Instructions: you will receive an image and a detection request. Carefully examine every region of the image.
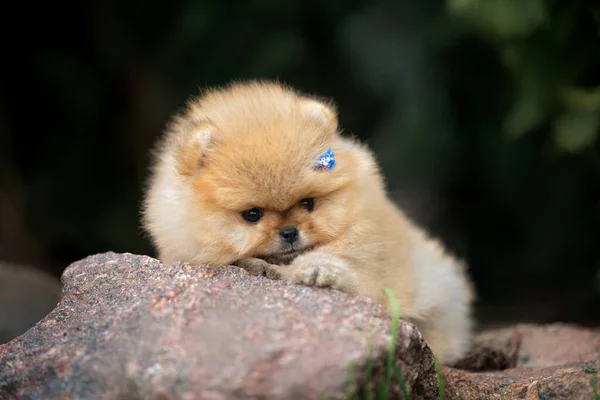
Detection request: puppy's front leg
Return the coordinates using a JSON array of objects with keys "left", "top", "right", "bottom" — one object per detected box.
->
[
  {"left": 234, "top": 257, "right": 282, "bottom": 280},
  {"left": 279, "top": 251, "right": 358, "bottom": 293}
]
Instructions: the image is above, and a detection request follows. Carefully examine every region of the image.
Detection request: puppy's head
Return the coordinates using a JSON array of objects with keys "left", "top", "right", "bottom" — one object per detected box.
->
[{"left": 171, "top": 81, "right": 359, "bottom": 265}]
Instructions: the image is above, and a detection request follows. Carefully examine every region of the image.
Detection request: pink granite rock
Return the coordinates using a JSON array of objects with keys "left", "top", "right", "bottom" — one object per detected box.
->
[
  {"left": 3, "top": 252, "right": 596, "bottom": 400},
  {"left": 442, "top": 324, "right": 600, "bottom": 399},
  {"left": 0, "top": 252, "right": 437, "bottom": 399}
]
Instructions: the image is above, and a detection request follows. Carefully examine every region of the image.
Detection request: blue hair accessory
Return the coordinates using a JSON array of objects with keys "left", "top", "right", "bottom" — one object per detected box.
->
[{"left": 313, "top": 147, "right": 336, "bottom": 171}]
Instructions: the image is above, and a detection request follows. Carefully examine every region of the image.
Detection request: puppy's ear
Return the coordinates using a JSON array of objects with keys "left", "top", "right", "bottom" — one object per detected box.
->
[
  {"left": 169, "top": 117, "right": 214, "bottom": 176},
  {"left": 299, "top": 97, "right": 338, "bottom": 132}
]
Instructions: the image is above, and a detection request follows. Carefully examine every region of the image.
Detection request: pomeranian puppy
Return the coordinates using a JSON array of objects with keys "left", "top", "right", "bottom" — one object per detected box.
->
[{"left": 142, "top": 80, "right": 474, "bottom": 364}]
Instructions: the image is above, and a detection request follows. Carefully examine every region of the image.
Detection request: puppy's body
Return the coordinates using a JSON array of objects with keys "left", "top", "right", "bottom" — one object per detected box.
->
[{"left": 142, "top": 81, "right": 474, "bottom": 364}]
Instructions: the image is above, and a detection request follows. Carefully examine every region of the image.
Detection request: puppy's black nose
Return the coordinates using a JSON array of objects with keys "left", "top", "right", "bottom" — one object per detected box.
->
[{"left": 279, "top": 226, "right": 299, "bottom": 244}]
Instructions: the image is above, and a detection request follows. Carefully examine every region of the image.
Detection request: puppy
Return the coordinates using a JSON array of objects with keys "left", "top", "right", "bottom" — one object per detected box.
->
[{"left": 142, "top": 80, "right": 474, "bottom": 364}]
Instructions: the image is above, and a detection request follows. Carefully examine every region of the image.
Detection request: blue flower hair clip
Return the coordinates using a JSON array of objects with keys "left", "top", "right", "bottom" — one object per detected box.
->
[{"left": 313, "top": 147, "right": 336, "bottom": 171}]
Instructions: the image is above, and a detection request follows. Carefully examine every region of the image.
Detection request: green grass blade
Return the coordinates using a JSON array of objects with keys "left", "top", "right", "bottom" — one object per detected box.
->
[
  {"left": 434, "top": 356, "right": 445, "bottom": 400},
  {"left": 344, "top": 360, "right": 360, "bottom": 400},
  {"left": 590, "top": 375, "right": 600, "bottom": 400},
  {"left": 384, "top": 288, "right": 410, "bottom": 399},
  {"left": 393, "top": 363, "right": 411, "bottom": 399}
]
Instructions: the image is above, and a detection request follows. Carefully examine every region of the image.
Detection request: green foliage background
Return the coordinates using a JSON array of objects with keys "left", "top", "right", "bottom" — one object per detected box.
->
[{"left": 1, "top": 0, "right": 599, "bottom": 325}]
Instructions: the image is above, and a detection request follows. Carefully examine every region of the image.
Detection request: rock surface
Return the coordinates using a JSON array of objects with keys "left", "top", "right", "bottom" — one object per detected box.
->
[
  {"left": 443, "top": 324, "right": 600, "bottom": 399},
  {"left": 0, "top": 252, "right": 437, "bottom": 400},
  {"left": 1, "top": 252, "right": 598, "bottom": 400},
  {"left": 0, "top": 262, "right": 62, "bottom": 344}
]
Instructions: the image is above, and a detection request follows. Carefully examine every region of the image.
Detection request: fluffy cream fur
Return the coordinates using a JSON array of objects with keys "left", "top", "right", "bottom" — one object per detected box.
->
[{"left": 142, "top": 80, "right": 475, "bottom": 364}]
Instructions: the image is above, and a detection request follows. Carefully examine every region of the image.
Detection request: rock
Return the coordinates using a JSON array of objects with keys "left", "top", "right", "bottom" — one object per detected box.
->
[
  {"left": 3, "top": 252, "right": 597, "bottom": 400},
  {"left": 441, "top": 324, "right": 600, "bottom": 399},
  {"left": 0, "top": 262, "right": 62, "bottom": 344},
  {"left": 0, "top": 252, "right": 437, "bottom": 400}
]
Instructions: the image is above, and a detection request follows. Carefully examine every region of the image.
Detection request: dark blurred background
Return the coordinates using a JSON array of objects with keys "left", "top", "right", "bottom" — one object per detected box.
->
[{"left": 1, "top": 0, "right": 599, "bottom": 329}]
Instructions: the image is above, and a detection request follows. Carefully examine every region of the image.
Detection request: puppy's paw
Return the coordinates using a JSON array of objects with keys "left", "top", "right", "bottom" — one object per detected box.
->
[
  {"left": 281, "top": 253, "right": 351, "bottom": 290},
  {"left": 234, "top": 258, "right": 281, "bottom": 280}
]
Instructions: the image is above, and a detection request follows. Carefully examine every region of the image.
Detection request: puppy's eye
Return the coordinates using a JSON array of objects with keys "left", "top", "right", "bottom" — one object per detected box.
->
[
  {"left": 241, "top": 207, "right": 263, "bottom": 223},
  {"left": 299, "top": 198, "right": 314, "bottom": 212}
]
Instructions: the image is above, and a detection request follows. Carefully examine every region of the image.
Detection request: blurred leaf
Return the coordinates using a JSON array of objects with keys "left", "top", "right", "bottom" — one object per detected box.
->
[
  {"left": 504, "top": 80, "right": 547, "bottom": 138},
  {"left": 503, "top": 54, "right": 557, "bottom": 138},
  {"left": 553, "top": 109, "right": 600, "bottom": 153},
  {"left": 561, "top": 86, "right": 600, "bottom": 111},
  {"left": 448, "top": 0, "right": 549, "bottom": 38},
  {"left": 501, "top": 34, "right": 572, "bottom": 138},
  {"left": 500, "top": 45, "right": 522, "bottom": 71}
]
